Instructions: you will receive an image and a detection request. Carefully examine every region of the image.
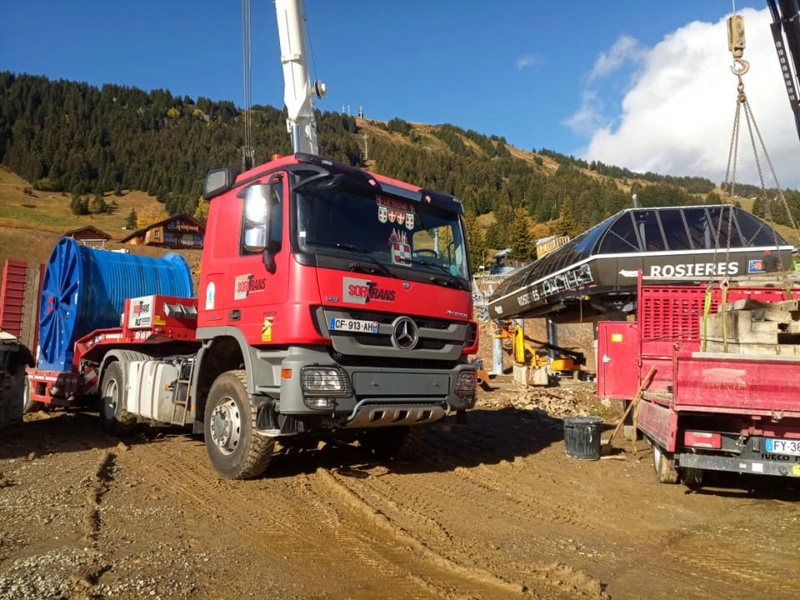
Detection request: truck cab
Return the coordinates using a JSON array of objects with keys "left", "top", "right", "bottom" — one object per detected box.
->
[{"left": 193, "top": 153, "right": 477, "bottom": 476}]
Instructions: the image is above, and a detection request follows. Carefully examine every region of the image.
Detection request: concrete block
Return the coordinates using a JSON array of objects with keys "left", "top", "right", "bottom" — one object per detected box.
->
[
  {"left": 753, "top": 308, "right": 793, "bottom": 324},
  {"left": 703, "top": 311, "right": 779, "bottom": 344},
  {"left": 530, "top": 367, "right": 550, "bottom": 387},
  {"left": 752, "top": 320, "right": 779, "bottom": 333},
  {"left": 512, "top": 364, "right": 528, "bottom": 386}
]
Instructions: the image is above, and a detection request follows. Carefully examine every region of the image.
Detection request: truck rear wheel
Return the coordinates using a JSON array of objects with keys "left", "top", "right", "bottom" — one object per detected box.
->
[
  {"left": 99, "top": 362, "right": 136, "bottom": 435},
  {"left": 652, "top": 444, "right": 679, "bottom": 484},
  {"left": 22, "top": 377, "right": 43, "bottom": 413},
  {"left": 204, "top": 370, "right": 275, "bottom": 480},
  {"left": 680, "top": 467, "right": 704, "bottom": 489},
  {"left": 358, "top": 426, "right": 426, "bottom": 461}
]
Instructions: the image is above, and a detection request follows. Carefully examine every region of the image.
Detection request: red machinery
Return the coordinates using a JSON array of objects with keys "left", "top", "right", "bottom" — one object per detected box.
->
[{"left": 598, "top": 275, "right": 800, "bottom": 486}]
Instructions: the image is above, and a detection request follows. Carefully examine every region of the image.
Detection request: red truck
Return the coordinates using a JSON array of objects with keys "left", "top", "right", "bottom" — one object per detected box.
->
[
  {"left": 19, "top": 152, "right": 477, "bottom": 480},
  {"left": 597, "top": 275, "right": 800, "bottom": 486},
  {"left": 14, "top": 0, "right": 478, "bottom": 479}
]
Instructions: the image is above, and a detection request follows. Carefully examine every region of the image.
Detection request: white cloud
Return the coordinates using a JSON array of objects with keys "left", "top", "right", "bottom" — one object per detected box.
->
[
  {"left": 516, "top": 54, "right": 541, "bottom": 70},
  {"left": 563, "top": 89, "right": 607, "bottom": 135},
  {"left": 587, "top": 34, "right": 644, "bottom": 83},
  {"left": 575, "top": 8, "right": 800, "bottom": 190}
]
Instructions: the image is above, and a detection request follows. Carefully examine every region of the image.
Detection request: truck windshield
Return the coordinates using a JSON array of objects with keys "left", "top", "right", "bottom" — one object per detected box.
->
[{"left": 296, "top": 182, "right": 470, "bottom": 288}]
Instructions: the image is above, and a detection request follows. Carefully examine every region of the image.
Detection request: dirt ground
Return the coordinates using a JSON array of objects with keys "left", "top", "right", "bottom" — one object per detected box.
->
[{"left": 1, "top": 324, "right": 800, "bottom": 600}]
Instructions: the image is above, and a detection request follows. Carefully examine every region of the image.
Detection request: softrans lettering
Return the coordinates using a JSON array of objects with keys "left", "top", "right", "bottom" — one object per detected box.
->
[
  {"left": 649, "top": 262, "right": 738, "bottom": 278},
  {"left": 343, "top": 276, "right": 396, "bottom": 304}
]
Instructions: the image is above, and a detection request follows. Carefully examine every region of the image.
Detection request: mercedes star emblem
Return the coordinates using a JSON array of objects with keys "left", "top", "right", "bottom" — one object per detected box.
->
[{"left": 391, "top": 316, "right": 419, "bottom": 350}]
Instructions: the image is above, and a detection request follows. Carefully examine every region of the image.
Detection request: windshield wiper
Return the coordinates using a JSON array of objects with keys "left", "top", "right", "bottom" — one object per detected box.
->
[
  {"left": 414, "top": 259, "right": 467, "bottom": 290},
  {"left": 313, "top": 242, "right": 394, "bottom": 277}
]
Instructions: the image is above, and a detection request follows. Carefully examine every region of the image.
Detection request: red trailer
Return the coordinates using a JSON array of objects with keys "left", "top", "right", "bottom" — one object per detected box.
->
[{"left": 597, "top": 275, "right": 800, "bottom": 486}]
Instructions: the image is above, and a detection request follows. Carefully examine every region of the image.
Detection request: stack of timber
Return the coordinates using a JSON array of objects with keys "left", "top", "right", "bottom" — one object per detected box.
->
[{"left": 702, "top": 298, "right": 800, "bottom": 355}]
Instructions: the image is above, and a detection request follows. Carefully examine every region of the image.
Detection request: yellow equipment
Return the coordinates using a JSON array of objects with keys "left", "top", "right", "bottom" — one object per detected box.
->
[{"left": 501, "top": 321, "right": 585, "bottom": 376}]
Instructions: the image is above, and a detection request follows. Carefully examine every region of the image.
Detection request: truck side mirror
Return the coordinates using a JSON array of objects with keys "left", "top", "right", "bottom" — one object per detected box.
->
[
  {"left": 243, "top": 182, "right": 281, "bottom": 274},
  {"left": 243, "top": 184, "right": 270, "bottom": 253}
]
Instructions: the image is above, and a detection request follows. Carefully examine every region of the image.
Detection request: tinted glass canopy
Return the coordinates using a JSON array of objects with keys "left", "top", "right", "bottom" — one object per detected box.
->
[{"left": 488, "top": 205, "right": 791, "bottom": 321}]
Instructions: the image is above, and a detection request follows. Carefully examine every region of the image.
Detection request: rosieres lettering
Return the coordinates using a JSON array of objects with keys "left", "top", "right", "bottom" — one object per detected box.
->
[
  {"left": 516, "top": 264, "right": 593, "bottom": 308},
  {"left": 649, "top": 262, "right": 738, "bottom": 278},
  {"left": 343, "top": 276, "right": 396, "bottom": 304}
]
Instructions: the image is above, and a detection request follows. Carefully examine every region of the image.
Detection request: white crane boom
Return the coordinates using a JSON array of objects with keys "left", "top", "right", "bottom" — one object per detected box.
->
[{"left": 275, "top": 0, "right": 326, "bottom": 155}]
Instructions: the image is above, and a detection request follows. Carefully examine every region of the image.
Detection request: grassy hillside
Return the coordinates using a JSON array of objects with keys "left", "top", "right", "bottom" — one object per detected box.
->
[{"left": 0, "top": 166, "right": 201, "bottom": 290}]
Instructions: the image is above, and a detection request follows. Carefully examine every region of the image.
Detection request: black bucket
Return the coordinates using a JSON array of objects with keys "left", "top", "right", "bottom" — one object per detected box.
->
[{"left": 563, "top": 416, "right": 603, "bottom": 461}]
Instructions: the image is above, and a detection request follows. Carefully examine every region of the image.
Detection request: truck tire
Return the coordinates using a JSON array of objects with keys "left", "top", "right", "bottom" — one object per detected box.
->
[
  {"left": 359, "top": 426, "right": 426, "bottom": 461},
  {"left": 680, "top": 467, "right": 704, "bottom": 489},
  {"left": 204, "top": 370, "right": 275, "bottom": 480},
  {"left": 22, "top": 377, "right": 43, "bottom": 413},
  {"left": 99, "top": 362, "right": 136, "bottom": 435},
  {"left": 652, "top": 444, "right": 679, "bottom": 484}
]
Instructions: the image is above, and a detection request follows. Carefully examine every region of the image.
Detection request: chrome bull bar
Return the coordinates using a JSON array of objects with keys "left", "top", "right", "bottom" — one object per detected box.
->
[{"left": 344, "top": 400, "right": 448, "bottom": 428}]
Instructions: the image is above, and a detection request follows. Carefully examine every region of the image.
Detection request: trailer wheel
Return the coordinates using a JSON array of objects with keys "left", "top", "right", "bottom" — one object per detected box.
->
[
  {"left": 99, "top": 362, "right": 136, "bottom": 435},
  {"left": 22, "top": 377, "right": 43, "bottom": 413},
  {"left": 204, "top": 370, "right": 275, "bottom": 480},
  {"left": 680, "top": 467, "right": 704, "bottom": 489},
  {"left": 358, "top": 426, "right": 426, "bottom": 461},
  {"left": 652, "top": 444, "right": 679, "bottom": 484}
]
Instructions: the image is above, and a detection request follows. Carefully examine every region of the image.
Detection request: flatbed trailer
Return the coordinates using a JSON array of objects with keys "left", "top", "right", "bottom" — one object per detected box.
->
[
  {"left": 597, "top": 276, "right": 800, "bottom": 486},
  {"left": 25, "top": 293, "right": 199, "bottom": 416}
]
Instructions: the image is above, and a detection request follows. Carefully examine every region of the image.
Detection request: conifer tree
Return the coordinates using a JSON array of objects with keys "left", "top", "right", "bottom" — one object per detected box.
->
[
  {"left": 70, "top": 193, "right": 88, "bottom": 216},
  {"left": 125, "top": 208, "right": 138, "bottom": 229},
  {"left": 88, "top": 189, "right": 107, "bottom": 214}
]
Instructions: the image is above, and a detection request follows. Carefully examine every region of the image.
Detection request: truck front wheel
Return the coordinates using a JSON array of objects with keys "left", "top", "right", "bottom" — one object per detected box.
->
[
  {"left": 204, "top": 370, "right": 275, "bottom": 480},
  {"left": 99, "top": 362, "right": 135, "bottom": 435}
]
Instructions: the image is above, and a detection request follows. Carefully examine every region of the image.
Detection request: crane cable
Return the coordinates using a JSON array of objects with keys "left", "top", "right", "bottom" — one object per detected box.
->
[
  {"left": 704, "top": 10, "right": 798, "bottom": 349},
  {"left": 717, "top": 11, "right": 800, "bottom": 276},
  {"left": 241, "top": 0, "right": 254, "bottom": 169}
]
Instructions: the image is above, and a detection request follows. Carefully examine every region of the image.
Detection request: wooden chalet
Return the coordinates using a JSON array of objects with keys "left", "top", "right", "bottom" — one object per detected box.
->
[
  {"left": 119, "top": 213, "right": 205, "bottom": 249},
  {"left": 63, "top": 226, "right": 113, "bottom": 246}
]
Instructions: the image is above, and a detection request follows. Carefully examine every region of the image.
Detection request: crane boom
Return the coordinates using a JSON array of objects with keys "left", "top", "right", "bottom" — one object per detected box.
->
[
  {"left": 275, "top": 0, "right": 326, "bottom": 155},
  {"left": 767, "top": 0, "right": 800, "bottom": 141}
]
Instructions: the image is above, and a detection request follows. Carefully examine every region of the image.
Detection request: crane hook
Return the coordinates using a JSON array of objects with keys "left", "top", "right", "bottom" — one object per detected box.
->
[{"left": 730, "top": 57, "right": 750, "bottom": 77}]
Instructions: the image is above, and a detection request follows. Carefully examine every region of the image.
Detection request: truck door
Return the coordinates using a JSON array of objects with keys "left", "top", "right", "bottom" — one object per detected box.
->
[
  {"left": 597, "top": 321, "right": 640, "bottom": 400},
  {"left": 230, "top": 176, "right": 289, "bottom": 345}
]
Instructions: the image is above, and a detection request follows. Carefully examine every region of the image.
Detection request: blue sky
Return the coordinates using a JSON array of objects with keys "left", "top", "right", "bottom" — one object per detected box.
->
[{"left": 3, "top": 1, "right": 798, "bottom": 188}]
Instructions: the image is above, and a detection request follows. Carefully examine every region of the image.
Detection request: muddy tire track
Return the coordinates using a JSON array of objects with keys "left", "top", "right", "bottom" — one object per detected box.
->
[
  {"left": 315, "top": 464, "right": 610, "bottom": 600},
  {"left": 120, "top": 435, "right": 467, "bottom": 598}
]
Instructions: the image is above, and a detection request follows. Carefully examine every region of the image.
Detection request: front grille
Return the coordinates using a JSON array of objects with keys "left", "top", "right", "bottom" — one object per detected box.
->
[
  {"left": 464, "top": 322, "right": 478, "bottom": 348},
  {"left": 347, "top": 309, "right": 451, "bottom": 330},
  {"left": 317, "top": 306, "right": 468, "bottom": 362},
  {"left": 354, "top": 334, "right": 392, "bottom": 347}
]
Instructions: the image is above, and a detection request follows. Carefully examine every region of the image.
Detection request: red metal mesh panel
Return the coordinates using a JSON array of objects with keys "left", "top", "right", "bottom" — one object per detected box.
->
[
  {"left": 640, "top": 285, "right": 715, "bottom": 342},
  {"left": 0, "top": 260, "right": 43, "bottom": 349},
  {"left": 639, "top": 284, "right": 794, "bottom": 343},
  {"left": 0, "top": 260, "right": 29, "bottom": 337}
]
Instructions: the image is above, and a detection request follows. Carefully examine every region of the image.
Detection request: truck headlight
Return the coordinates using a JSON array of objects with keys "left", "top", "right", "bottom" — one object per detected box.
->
[
  {"left": 300, "top": 366, "right": 351, "bottom": 396},
  {"left": 454, "top": 370, "right": 476, "bottom": 401}
]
